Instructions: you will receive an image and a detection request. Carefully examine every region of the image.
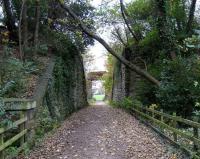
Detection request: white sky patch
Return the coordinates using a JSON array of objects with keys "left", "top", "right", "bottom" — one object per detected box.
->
[
  {"left": 0, "top": 7, "right": 3, "bottom": 19},
  {"left": 86, "top": 0, "right": 131, "bottom": 72},
  {"left": 86, "top": 42, "right": 107, "bottom": 72}
]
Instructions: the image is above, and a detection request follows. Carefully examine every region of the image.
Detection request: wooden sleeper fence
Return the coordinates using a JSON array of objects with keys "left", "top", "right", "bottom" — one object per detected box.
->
[
  {"left": 0, "top": 97, "right": 200, "bottom": 158},
  {"left": 0, "top": 98, "right": 36, "bottom": 159},
  {"left": 131, "top": 105, "right": 200, "bottom": 158}
]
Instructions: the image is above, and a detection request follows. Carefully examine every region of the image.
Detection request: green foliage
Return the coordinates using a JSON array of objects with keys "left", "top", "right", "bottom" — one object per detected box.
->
[
  {"left": 0, "top": 54, "right": 41, "bottom": 98},
  {"left": 35, "top": 108, "right": 59, "bottom": 138},
  {"left": 48, "top": 30, "right": 78, "bottom": 57},
  {"left": 138, "top": 29, "right": 161, "bottom": 60},
  {"left": 93, "top": 95, "right": 105, "bottom": 101},
  {"left": 134, "top": 55, "right": 200, "bottom": 118},
  {"left": 120, "top": 97, "right": 134, "bottom": 109},
  {"left": 37, "top": 44, "right": 48, "bottom": 55},
  {"left": 156, "top": 56, "right": 200, "bottom": 118},
  {"left": 5, "top": 146, "right": 18, "bottom": 158},
  {"left": 111, "top": 97, "right": 142, "bottom": 110},
  {"left": 109, "top": 100, "right": 119, "bottom": 108},
  {"left": 127, "top": 0, "right": 153, "bottom": 20},
  {"left": 102, "top": 54, "right": 114, "bottom": 97},
  {"left": 0, "top": 98, "right": 15, "bottom": 128},
  {"left": 139, "top": 29, "right": 159, "bottom": 47},
  {"left": 53, "top": 56, "right": 78, "bottom": 117},
  {"left": 184, "top": 35, "right": 200, "bottom": 50},
  {"left": 167, "top": 0, "right": 186, "bottom": 27},
  {"left": 0, "top": 57, "right": 24, "bottom": 97},
  {"left": 24, "top": 44, "right": 48, "bottom": 56}
]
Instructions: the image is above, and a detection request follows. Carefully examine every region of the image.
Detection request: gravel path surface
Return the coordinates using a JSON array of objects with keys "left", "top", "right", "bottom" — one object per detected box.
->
[{"left": 20, "top": 102, "right": 188, "bottom": 159}]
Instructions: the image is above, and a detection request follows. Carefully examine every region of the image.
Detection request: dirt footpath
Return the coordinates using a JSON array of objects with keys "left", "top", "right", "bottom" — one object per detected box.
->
[{"left": 20, "top": 103, "right": 188, "bottom": 159}]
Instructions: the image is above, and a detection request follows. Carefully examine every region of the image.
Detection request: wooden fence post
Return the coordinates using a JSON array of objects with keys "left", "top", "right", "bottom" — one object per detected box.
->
[
  {"left": 20, "top": 111, "right": 25, "bottom": 146},
  {"left": 137, "top": 106, "right": 140, "bottom": 120},
  {"left": 160, "top": 109, "right": 164, "bottom": 132},
  {"left": 135, "top": 105, "right": 138, "bottom": 118},
  {"left": 172, "top": 112, "right": 177, "bottom": 142},
  {"left": 152, "top": 107, "right": 155, "bottom": 125},
  {"left": 0, "top": 134, "right": 4, "bottom": 159},
  {"left": 193, "top": 118, "right": 199, "bottom": 151},
  {"left": 193, "top": 127, "right": 199, "bottom": 151},
  {"left": 24, "top": 110, "right": 28, "bottom": 142}
]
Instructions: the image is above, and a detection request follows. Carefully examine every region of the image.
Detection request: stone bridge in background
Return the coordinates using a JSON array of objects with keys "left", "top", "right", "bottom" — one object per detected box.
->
[{"left": 87, "top": 71, "right": 106, "bottom": 99}]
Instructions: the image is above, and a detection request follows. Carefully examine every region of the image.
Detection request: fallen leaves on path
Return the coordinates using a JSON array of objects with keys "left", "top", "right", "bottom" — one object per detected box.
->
[{"left": 18, "top": 103, "right": 188, "bottom": 159}]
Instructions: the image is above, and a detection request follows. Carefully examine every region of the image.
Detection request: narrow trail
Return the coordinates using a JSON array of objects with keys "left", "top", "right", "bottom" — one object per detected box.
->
[{"left": 21, "top": 102, "right": 187, "bottom": 159}]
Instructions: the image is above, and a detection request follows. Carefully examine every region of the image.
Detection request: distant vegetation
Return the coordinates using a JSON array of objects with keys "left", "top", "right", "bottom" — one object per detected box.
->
[{"left": 93, "top": 94, "right": 105, "bottom": 101}]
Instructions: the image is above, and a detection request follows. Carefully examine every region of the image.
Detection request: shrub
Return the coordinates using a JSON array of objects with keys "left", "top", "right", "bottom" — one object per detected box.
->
[
  {"left": 0, "top": 54, "right": 41, "bottom": 98},
  {"left": 35, "top": 108, "right": 58, "bottom": 137},
  {"left": 134, "top": 55, "right": 200, "bottom": 119},
  {"left": 111, "top": 97, "right": 143, "bottom": 110},
  {"left": 156, "top": 56, "right": 200, "bottom": 118}
]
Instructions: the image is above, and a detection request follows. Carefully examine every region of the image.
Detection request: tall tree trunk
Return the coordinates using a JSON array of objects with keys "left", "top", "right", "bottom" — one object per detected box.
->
[
  {"left": 156, "top": 0, "right": 167, "bottom": 46},
  {"left": 186, "top": 0, "right": 197, "bottom": 34},
  {"left": 2, "top": 0, "right": 17, "bottom": 41},
  {"left": 22, "top": 0, "right": 28, "bottom": 58},
  {"left": 59, "top": 3, "right": 160, "bottom": 86},
  {"left": 34, "top": 0, "right": 40, "bottom": 55},
  {"left": 156, "top": 0, "right": 176, "bottom": 59},
  {"left": 19, "top": 0, "right": 27, "bottom": 61}
]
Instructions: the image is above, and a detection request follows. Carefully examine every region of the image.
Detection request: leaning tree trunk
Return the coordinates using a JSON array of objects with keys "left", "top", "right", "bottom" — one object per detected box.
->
[
  {"left": 59, "top": 2, "right": 160, "bottom": 86},
  {"left": 34, "top": 0, "right": 40, "bottom": 55}
]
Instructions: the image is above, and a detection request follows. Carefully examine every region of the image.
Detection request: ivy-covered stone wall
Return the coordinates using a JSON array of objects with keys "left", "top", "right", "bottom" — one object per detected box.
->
[
  {"left": 33, "top": 53, "right": 88, "bottom": 139},
  {"left": 112, "top": 48, "right": 145, "bottom": 102},
  {"left": 47, "top": 56, "right": 87, "bottom": 116}
]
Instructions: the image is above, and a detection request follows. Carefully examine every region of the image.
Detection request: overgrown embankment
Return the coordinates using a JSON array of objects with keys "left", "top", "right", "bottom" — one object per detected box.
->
[{"left": 0, "top": 52, "right": 88, "bottom": 158}]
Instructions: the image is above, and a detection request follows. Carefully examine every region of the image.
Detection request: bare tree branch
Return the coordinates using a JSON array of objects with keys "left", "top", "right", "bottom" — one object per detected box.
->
[
  {"left": 59, "top": 2, "right": 160, "bottom": 86},
  {"left": 123, "top": 24, "right": 129, "bottom": 43},
  {"left": 119, "top": 0, "right": 139, "bottom": 42},
  {"left": 112, "top": 26, "right": 126, "bottom": 46}
]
